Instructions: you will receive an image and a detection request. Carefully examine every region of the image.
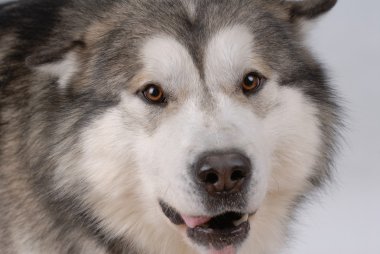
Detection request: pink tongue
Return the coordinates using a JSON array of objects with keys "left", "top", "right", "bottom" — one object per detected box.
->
[
  {"left": 181, "top": 215, "right": 211, "bottom": 228},
  {"left": 209, "top": 245, "right": 236, "bottom": 254},
  {"left": 181, "top": 216, "right": 236, "bottom": 254}
]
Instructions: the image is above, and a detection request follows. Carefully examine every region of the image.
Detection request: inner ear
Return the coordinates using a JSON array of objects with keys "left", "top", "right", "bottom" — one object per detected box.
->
[
  {"left": 286, "top": 0, "right": 337, "bottom": 22},
  {"left": 26, "top": 40, "right": 85, "bottom": 89}
]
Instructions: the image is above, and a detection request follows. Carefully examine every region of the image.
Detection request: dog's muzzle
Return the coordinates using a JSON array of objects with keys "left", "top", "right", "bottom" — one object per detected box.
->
[
  {"left": 159, "top": 151, "right": 255, "bottom": 253},
  {"left": 159, "top": 201, "right": 255, "bottom": 252}
]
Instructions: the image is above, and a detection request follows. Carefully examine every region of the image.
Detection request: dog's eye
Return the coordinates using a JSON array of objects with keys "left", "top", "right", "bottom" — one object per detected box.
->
[
  {"left": 241, "top": 72, "right": 265, "bottom": 95},
  {"left": 141, "top": 84, "right": 166, "bottom": 104}
]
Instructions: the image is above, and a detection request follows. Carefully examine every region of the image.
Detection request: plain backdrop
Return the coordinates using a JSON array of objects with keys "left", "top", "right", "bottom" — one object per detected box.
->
[
  {"left": 285, "top": 1, "right": 380, "bottom": 253},
  {"left": 1, "top": 0, "right": 379, "bottom": 253}
]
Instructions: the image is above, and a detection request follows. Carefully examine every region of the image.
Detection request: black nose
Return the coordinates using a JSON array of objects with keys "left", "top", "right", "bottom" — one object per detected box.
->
[{"left": 195, "top": 152, "right": 252, "bottom": 196}]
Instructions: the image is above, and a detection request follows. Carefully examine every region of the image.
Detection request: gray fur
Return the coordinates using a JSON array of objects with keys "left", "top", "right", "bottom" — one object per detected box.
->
[{"left": 0, "top": 0, "right": 340, "bottom": 253}]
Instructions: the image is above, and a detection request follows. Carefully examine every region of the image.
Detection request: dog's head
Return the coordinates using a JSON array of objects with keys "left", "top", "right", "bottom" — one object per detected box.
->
[{"left": 29, "top": 0, "right": 339, "bottom": 253}]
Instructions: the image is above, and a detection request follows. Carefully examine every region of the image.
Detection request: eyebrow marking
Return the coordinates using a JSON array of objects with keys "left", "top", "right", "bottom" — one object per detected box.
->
[{"left": 204, "top": 25, "right": 255, "bottom": 89}]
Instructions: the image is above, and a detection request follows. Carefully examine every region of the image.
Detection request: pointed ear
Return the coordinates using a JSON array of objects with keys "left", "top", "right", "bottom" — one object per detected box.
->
[
  {"left": 285, "top": 0, "right": 337, "bottom": 22},
  {"left": 26, "top": 40, "right": 85, "bottom": 89}
]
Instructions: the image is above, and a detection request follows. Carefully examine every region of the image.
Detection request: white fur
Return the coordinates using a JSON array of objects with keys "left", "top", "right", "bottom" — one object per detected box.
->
[
  {"left": 36, "top": 51, "right": 78, "bottom": 89},
  {"left": 205, "top": 25, "right": 264, "bottom": 89},
  {"left": 140, "top": 35, "right": 201, "bottom": 93},
  {"left": 74, "top": 107, "right": 195, "bottom": 254},
  {"left": 241, "top": 86, "right": 322, "bottom": 254},
  {"left": 63, "top": 27, "right": 322, "bottom": 254}
]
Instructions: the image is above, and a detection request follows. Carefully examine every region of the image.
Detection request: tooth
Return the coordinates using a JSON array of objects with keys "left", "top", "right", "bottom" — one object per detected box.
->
[{"left": 233, "top": 214, "right": 249, "bottom": 227}]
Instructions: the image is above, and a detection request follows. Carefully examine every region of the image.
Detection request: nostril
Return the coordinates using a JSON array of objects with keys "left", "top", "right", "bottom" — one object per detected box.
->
[
  {"left": 231, "top": 169, "right": 246, "bottom": 181},
  {"left": 205, "top": 172, "right": 219, "bottom": 184},
  {"left": 195, "top": 152, "right": 252, "bottom": 195}
]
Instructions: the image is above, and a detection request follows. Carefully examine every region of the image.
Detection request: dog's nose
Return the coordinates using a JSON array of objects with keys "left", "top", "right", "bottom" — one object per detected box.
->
[{"left": 195, "top": 152, "right": 251, "bottom": 196}]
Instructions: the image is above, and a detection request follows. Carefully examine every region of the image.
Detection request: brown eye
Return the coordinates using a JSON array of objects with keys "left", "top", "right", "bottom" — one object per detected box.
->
[
  {"left": 242, "top": 72, "right": 265, "bottom": 94},
  {"left": 141, "top": 84, "right": 166, "bottom": 104}
]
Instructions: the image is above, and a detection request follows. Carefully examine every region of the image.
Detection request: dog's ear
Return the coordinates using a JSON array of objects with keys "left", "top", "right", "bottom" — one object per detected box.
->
[
  {"left": 284, "top": 0, "right": 337, "bottom": 22},
  {"left": 26, "top": 40, "right": 85, "bottom": 89}
]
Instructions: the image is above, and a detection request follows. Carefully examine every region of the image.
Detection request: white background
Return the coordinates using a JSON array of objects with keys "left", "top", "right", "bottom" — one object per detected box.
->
[
  {"left": 1, "top": 0, "right": 379, "bottom": 253},
  {"left": 286, "top": 1, "right": 380, "bottom": 253}
]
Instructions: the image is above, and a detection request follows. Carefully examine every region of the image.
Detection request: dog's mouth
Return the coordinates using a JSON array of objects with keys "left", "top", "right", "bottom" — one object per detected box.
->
[{"left": 159, "top": 201, "right": 253, "bottom": 253}]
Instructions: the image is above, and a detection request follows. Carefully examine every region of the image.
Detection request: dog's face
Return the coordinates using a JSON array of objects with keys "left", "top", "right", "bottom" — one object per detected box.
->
[{"left": 31, "top": 0, "right": 339, "bottom": 253}]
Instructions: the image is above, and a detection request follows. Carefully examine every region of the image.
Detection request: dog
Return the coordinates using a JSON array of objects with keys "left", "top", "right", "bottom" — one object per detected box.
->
[{"left": 0, "top": 0, "right": 341, "bottom": 253}]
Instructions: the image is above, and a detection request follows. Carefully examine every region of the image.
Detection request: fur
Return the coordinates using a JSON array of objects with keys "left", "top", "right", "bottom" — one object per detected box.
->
[{"left": 0, "top": 0, "right": 341, "bottom": 253}]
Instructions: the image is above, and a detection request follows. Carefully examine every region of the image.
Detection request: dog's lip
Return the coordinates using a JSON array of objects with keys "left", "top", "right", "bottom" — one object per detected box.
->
[
  {"left": 159, "top": 200, "right": 255, "bottom": 251},
  {"left": 159, "top": 200, "right": 186, "bottom": 225},
  {"left": 187, "top": 220, "right": 250, "bottom": 251},
  {"left": 159, "top": 200, "right": 256, "bottom": 226}
]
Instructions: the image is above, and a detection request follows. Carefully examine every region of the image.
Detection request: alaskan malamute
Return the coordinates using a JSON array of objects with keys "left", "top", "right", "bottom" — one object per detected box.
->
[{"left": 0, "top": 0, "right": 341, "bottom": 253}]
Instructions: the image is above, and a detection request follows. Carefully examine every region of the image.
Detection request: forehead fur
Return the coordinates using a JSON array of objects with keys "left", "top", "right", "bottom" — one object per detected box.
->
[
  {"left": 87, "top": 0, "right": 310, "bottom": 87},
  {"left": 204, "top": 25, "right": 256, "bottom": 87},
  {"left": 139, "top": 24, "right": 268, "bottom": 94},
  {"left": 56, "top": 0, "right": 336, "bottom": 126},
  {"left": 141, "top": 35, "right": 200, "bottom": 90}
]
